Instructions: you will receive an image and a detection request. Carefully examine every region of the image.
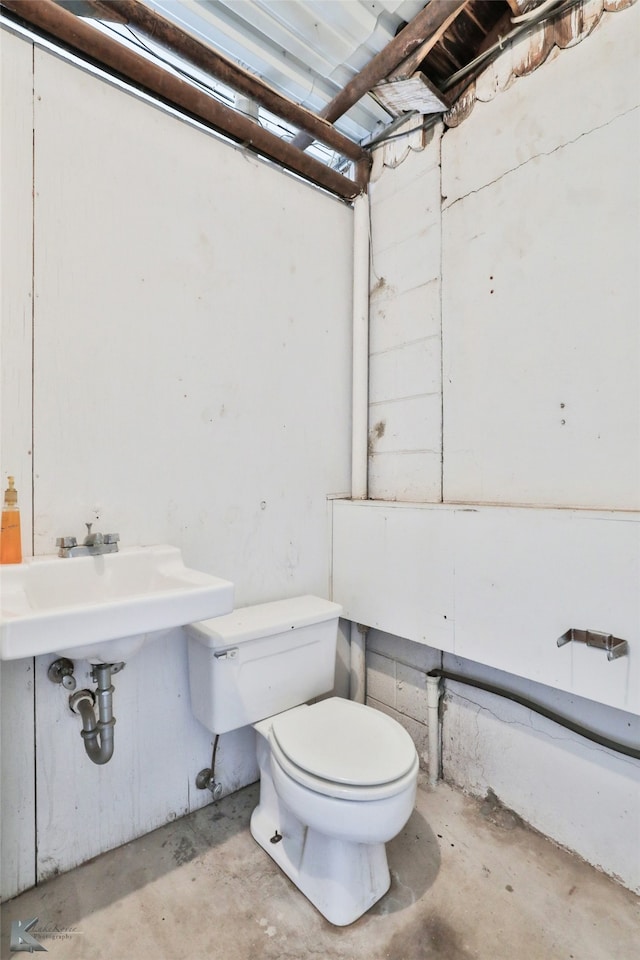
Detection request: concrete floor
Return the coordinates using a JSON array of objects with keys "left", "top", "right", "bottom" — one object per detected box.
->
[{"left": 1, "top": 775, "right": 638, "bottom": 960}]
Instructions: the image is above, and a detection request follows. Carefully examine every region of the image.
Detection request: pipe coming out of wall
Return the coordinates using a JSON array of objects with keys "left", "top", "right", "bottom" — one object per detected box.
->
[{"left": 426, "top": 674, "right": 442, "bottom": 786}]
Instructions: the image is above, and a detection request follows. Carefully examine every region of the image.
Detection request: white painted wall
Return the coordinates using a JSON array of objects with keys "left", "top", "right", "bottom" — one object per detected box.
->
[
  {"left": 1, "top": 31, "right": 352, "bottom": 899},
  {"left": 365, "top": 628, "right": 640, "bottom": 893},
  {"left": 335, "top": 2, "right": 640, "bottom": 891},
  {"left": 2, "top": 0, "right": 638, "bottom": 905},
  {"left": 333, "top": 500, "right": 640, "bottom": 715},
  {"left": 368, "top": 126, "right": 443, "bottom": 501},
  {"left": 441, "top": 670, "right": 640, "bottom": 896},
  {"left": 442, "top": 83, "right": 639, "bottom": 508},
  {"left": 0, "top": 27, "right": 37, "bottom": 899}
]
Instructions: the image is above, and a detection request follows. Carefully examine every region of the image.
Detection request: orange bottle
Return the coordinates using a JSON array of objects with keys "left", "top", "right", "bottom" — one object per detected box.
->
[{"left": 0, "top": 476, "right": 22, "bottom": 564}]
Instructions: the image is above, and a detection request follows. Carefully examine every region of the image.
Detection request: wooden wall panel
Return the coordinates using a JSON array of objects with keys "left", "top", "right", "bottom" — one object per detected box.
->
[{"left": 0, "top": 27, "right": 36, "bottom": 901}]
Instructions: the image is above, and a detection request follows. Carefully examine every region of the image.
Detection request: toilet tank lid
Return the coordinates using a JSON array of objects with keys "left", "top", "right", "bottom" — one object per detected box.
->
[{"left": 186, "top": 595, "right": 342, "bottom": 648}]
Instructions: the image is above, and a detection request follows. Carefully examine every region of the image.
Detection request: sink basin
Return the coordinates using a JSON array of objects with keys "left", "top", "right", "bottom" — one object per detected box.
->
[{"left": 0, "top": 545, "right": 234, "bottom": 662}]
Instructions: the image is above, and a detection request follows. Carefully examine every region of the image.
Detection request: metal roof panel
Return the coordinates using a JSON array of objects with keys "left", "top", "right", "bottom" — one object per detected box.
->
[{"left": 145, "top": 0, "right": 431, "bottom": 141}]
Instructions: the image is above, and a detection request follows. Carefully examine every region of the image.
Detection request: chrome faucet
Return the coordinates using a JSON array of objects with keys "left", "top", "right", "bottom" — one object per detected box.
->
[{"left": 56, "top": 523, "right": 120, "bottom": 558}]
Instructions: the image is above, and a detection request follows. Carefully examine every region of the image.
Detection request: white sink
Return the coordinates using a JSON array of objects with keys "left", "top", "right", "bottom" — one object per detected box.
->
[{"left": 0, "top": 545, "right": 234, "bottom": 663}]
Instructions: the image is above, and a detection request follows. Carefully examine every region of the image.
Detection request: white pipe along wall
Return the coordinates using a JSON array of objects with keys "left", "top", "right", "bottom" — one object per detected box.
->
[
  {"left": 349, "top": 192, "right": 370, "bottom": 705},
  {"left": 351, "top": 192, "right": 370, "bottom": 503},
  {"left": 425, "top": 673, "right": 441, "bottom": 787}
]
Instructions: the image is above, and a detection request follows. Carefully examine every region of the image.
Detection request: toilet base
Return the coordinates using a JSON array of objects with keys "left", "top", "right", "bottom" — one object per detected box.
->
[
  {"left": 250, "top": 800, "right": 390, "bottom": 927},
  {"left": 250, "top": 733, "right": 391, "bottom": 926}
]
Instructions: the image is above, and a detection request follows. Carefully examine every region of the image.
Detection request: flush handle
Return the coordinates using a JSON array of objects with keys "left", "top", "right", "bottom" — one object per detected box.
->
[{"left": 214, "top": 647, "right": 239, "bottom": 661}]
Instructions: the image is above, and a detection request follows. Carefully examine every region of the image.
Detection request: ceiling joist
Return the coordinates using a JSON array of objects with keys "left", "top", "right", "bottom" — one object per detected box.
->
[
  {"left": 387, "top": 0, "right": 472, "bottom": 82},
  {"left": 291, "top": 0, "right": 469, "bottom": 152},
  {"left": 0, "top": 1, "right": 530, "bottom": 198},
  {"left": 82, "top": 0, "right": 369, "bottom": 164},
  {"left": 0, "top": 0, "right": 365, "bottom": 199}
]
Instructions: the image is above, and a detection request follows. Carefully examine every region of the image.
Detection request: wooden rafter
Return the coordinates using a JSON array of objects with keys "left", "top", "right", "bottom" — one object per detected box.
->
[
  {"left": 0, "top": 0, "right": 364, "bottom": 199},
  {"left": 388, "top": 0, "right": 472, "bottom": 81},
  {"left": 83, "top": 0, "right": 369, "bottom": 164},
  {"left": 292, "top": 0, "right": 470, "bottom": 151}
]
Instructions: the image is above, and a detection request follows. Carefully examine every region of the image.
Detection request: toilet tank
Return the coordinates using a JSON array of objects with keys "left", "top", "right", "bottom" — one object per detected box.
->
[{"left": 186, "top": 595, "right": 342, "bottom": 734}]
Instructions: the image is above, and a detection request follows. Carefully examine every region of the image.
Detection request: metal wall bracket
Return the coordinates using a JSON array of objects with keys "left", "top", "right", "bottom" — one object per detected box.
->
[{"left": 557, "top": 628, "right": 629, "bottom": 661}]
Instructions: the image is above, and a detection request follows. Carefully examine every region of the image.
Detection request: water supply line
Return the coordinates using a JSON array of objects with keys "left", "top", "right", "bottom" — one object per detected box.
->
[
  {"left": 195, "top": 734, "right": 224, "bottom": 800},
  {"left": 69, "top": 662, "right": 124, "bottom": 765},
  {"left": 349, "top": 192, "right": 370, "bottom": 704}
]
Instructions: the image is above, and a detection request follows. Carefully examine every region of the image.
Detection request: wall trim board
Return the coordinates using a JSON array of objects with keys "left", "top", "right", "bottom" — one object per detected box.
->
[{"left": 332, "top": 499, "right": 640, "bottom": 715}]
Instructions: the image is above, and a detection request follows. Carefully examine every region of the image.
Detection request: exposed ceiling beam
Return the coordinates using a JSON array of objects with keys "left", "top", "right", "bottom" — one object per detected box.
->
[
  {"left": 0, "top": 0, "right": 363, "bottom": 200},
  {"left": 291, "top": 0, "right": 469, "bottom": 151},
  {"left": 442, "top": 8, "right": 512, "bottom": 107},
  {"left": 441, "top": 0, "right": 569, "bottom": 104},
  {"left": 82, "top": 1, "right": 128, "bottom": 23},
  {"left": 387, "top": 0, "right": 472, "bottom": 81},
  {"left": 80, "top": 0, "right": 369, "bottom": 164}
]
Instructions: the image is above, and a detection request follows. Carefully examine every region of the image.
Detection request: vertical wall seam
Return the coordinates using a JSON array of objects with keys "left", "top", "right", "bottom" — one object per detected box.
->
[
  {"left": 366, "top": 191, "right": 373, "bottom": 500},
  {"left": 30, "top": 44, "right": 35, "bottom": 544},
  {"left": 438, "top": 649, "right": 445, "bottom": 780},
  {"left": 31, "top": 40, "right": 38, "bottom": 887},
  {"left": 328, "top": 498, "right": 334, "bottom": 600},
  {"left": 438, "top": 130, "right": 444, "bottom": 504}
]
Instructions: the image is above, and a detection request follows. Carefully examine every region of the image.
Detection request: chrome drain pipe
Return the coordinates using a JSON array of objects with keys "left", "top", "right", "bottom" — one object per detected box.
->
[{"left": 69, "top": 662, "right": 124, "bottom": 765}]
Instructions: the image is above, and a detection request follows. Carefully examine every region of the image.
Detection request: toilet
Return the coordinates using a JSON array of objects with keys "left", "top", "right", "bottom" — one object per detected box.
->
[{"left": 186, "top": 595, "right": 419, "bottom": 926}]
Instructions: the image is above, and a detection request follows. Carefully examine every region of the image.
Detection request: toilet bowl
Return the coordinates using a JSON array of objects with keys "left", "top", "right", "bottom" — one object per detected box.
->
[
  {"left": 266, "top": 697, "right": 418, "bottom": 839},
  {"left": 251, "top": 698, "right": 419, "bottom": 925},
  {"left": 186, "top": 596, "right": 419, "bottom": 926}
]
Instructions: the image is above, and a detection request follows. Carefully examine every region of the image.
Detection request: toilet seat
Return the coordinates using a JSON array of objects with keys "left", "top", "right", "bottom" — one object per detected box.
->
[{"left": 269, "top": 698, "right": 419, "bottom": 802}]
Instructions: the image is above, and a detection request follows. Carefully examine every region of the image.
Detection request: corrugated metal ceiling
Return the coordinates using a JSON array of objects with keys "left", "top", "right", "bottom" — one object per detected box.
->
[
  {"left": 143, "top": 0, "right": 430, "bottom": 143},
  {"left": 5, "top": 0, "right": 571, "bottom": 196}
]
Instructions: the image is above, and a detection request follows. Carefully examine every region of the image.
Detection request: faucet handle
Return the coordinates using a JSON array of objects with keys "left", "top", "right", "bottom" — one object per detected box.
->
[
  {"left": 56, "top": 536, "right": 77, "bottom": 548},
  {"left": 84, "top": 522, "right": 104, "bottom": 546},
  {"left": 103, "top": 533, "right": 120, "bottom": 544}
]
